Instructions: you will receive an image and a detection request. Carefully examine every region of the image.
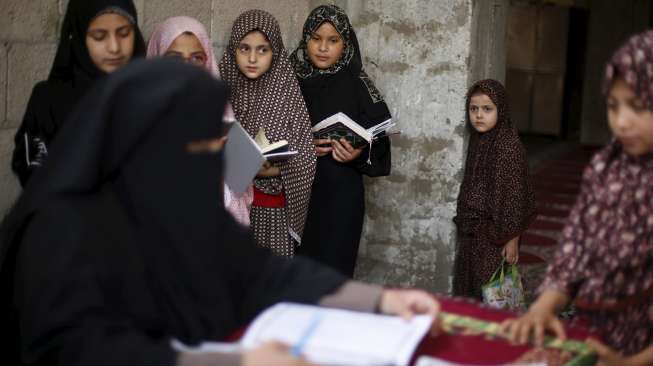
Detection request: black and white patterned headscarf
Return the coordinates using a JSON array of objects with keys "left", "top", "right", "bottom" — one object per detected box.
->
[
  {"left": 290, "top": 4, "right": 363, "bottom": 79},
  {"left": 219, "top": 9, "right": 316, "bottom": 244}
]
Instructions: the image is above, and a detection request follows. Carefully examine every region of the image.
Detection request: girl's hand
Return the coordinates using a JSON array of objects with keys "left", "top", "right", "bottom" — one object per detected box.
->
[
  {"left": 257, "top": 161, "right": 280, "bottom": 178},
  {"left": 500, "top": 307, "right": 566, "bottom": 346},
  {"left": 313, "top": 138, "right": 332, "bottom": 157},
  {"left": 586, "top": 338, "right": 636, "bottom": 366},
  {"left": 332, "top": 139, "right": 363, "bottom": 163},
  {"left": 243, "top": 341, "right": 316, "bottom": 366},
  {"left": 502, "top": 236, "right": 520, "bottom": 265}
]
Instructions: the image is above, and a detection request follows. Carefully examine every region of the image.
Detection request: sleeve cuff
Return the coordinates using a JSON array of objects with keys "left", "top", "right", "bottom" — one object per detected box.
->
[{"left": 318, "top": 281, "right": 384, "bottom": 313}]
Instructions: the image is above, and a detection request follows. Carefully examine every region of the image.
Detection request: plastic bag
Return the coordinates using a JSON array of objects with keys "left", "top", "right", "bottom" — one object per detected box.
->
[{"left": 481, "top": 262, "right": 525, "bottom": 310}]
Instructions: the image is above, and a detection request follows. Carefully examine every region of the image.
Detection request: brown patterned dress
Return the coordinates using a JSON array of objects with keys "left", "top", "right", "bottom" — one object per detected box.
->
[
  {"left": 453, "top": 79, "right": 536, "bottom": 299},
  {"left": 219, "top": 10, "right": 316, "bottom": 256}
]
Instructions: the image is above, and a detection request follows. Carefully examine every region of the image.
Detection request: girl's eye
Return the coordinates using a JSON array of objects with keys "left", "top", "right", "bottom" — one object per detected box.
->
[
  {"left": 191, "top": 55, "right": 206, "bottom": 65},
  {"left": 311, "top": 35, "right": 320, "bottom": 41},
  {"left": 238, "top": 45, "right": 249, "bottom": 53},
  {"left": 258, "top": 47, "right": 269, "bottom": 54},
  {"left": 483, "top": 106, "right": 493, "bottom": 112},
  {"left": 631, "top": 100, "right": 646, "bottom": 113},
  {"left": 469, "top": 106, "right": 478, "bottom": 112},
  {"left": 330, "top": 38, "right": 340, "bottom": 44},
  {"left": 117, "top": 27, "right": 132, "bottom": 37},
  {"left": 88, "top": 32, "right": 106, "bottom": 41}
]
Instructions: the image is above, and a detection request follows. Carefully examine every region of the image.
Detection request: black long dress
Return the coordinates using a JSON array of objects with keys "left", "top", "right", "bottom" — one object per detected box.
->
[
  {"left": 11, "top": 0, "right": 145, "bottom": 186},
  {"left": 291, "top": 5, "right": 392, "bottom": 277},
  {"left": 0, "top": 60, "right": 346, "bottom": 365}
]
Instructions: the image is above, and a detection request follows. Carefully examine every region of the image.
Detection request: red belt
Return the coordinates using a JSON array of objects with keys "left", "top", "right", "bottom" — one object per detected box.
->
[{"left": 253, "top": 187, "right": 286, "bottom": 208}]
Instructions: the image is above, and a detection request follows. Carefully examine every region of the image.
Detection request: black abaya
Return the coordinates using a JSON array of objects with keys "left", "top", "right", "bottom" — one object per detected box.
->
[
  {"left": 11, "top": 0, "right": 146, "bottom": 186},
  {"left": 291, "top": 5, "right": 392, "bottom": 277},
  {"left": 1, "top": 60, "right": 346, "bottom": 365}
]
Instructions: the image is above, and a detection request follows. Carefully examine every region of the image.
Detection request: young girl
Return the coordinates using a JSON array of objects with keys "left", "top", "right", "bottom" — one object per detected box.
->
[
  {"left": 291, "top": 5, "right": 392, "bottom": 277},
  {"left": 219, "top": 10, "right": 315, "bottom": 256},
  {"left": 146, "top": 16, "right": 252, "bottom": 226},
  {"left": 502, "top": 30, "right": 653, "bottom": 365},
  {"left": 453, "top": 79, "right": 536, "bottom": 300},
  {"left": 12, "top": 0, "right": 145, "bottom": 186}
]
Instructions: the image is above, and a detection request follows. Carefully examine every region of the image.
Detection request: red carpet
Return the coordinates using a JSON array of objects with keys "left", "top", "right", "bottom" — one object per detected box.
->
[{"left": 519, "top": 146, "right": 599, "bottom": 267}]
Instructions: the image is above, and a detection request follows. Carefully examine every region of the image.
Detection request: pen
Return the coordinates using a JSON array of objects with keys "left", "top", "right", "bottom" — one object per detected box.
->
[{"left": 290, "top": 313, "right": 323, "bottom": 357}]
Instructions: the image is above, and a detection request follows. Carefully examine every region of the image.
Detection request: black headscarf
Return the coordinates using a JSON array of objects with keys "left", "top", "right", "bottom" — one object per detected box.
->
[
  {"left": 289, "top": 4, "right": 389, "bottom": 145},
  {"left": 1, "top": 60, "right": 345, "bottom": 364},
  {"left": 11, "top": 0, "right": 146, "bottom": 186},
  {"left": 51, "top": 0, "right": 146, "bottom": 86}
]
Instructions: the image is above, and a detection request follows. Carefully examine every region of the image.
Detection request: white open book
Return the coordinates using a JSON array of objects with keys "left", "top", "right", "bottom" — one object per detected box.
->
[{"left": 173, "top": 302, "right": 433, "bottom": 366}]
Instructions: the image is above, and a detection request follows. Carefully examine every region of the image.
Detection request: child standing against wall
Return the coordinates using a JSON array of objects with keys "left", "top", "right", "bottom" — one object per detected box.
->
[
  {"left": 453, "top": 79, "right": 536, "bottom": 300},
  {"left": 219, "top": 10, "right": 315, "bottom": 256},
  {"left": 291, "top": 5, "right": 392, "bottom": 277}
]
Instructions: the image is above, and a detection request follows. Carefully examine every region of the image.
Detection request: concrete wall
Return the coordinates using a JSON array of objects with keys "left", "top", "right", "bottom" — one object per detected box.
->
[
  {"left": 0, "top": 0, "right": 500, "bottom": 293},
  {"left": 579, "top": 0, "right": 651, "bottom": 145}
]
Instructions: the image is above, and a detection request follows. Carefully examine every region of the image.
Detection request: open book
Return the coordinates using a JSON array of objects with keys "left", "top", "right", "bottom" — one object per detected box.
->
[
  {"left": 312, "top": 112, "right": 395, "bottom": 149},
  {"left": 172, "top": 302, "right": 433, "bottom": 366},
  {"left": 254, "top": 128, "right": 298, "bottom": 162}
]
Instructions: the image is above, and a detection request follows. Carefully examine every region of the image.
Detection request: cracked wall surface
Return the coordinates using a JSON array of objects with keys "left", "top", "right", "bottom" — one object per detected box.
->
[{"left": 0, "top": 0, "right": 495, "bottom": 293}]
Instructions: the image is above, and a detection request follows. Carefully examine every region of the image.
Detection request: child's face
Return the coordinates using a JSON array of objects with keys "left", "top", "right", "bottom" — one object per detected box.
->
[
  {"left": 306, "top": 22, "right": 344, "bottom": 70},
  {"left": 86, "top": 13, "right": 135, "bottom": 74},
  {"left": 607, "top": 78, "right": 653, "bottom": 157},
  {"left": 164, "top": 33, "right": 207, "bottom": 67},
  {"left": 236, "top": 31, "right": 273, "bottom": 79},
  {"left": 468, "top": 93, "right": 498, "bottom": 133}
]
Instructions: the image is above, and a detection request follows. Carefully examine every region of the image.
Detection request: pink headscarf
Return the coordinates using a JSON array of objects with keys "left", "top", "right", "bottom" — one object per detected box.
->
[
  {"left": 146, "top": 16, "right": 219, "bottom": 77},
  {"left": 148, "top": 16, "right": 250, "bottom": 226}
]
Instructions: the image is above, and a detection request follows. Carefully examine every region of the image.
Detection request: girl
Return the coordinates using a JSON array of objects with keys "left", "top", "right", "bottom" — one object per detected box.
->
[
  {"left": 0, "top": 60, "right": 440, "bottom": 366},
  {"left": 146, "top": 16, "right": 252, "bottom": 226},
  {"left": 502, "top": 30, "right": 653, "bottom": 365},
  {"left": 290, "top": 5, "right": 392, "bottom": 277},
  {"left": 219, "top": 10, "right": 315, "bottom": 256},
  {"left": 452, "top": 79, "right": 536, "bottom": 300},
  {"left": 11, "top": 0, "right": 145, "bottom": 186}
]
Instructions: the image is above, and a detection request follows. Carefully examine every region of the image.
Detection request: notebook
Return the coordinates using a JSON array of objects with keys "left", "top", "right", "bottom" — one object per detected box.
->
[
  {"left": 241, "top": 303, "right": 433, "bottom": 366},
  {"left": 223, "top": 121, "right": 266, "bottom": 195},
  {"left": 174, "top": 302, "right": 433, "bottom": 366}
]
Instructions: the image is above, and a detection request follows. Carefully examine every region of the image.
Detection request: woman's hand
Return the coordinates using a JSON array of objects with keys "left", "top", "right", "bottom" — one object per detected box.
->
[
  {"left": 313, "top": 138, "right": 332, "bottom": 157},
  {"left": 500, "top": 290, "right": 569, "bottom": 346},
  {"left": 257, "top": 161, "right": 280, "bottom": 178},
  {"left": 243, "top": 341, "right": 316, "bottom": 366},
  {"left": 379, "top": 289, "right": 440, "bottom": 319},
  {"left": 331, "top": 139, "right": 363, "bottom": 163},
  {"left": 502, "top": 236, "right": 520, "bottom": 265}
]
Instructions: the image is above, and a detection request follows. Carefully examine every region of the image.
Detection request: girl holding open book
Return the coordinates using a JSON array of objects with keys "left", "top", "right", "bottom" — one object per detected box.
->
[
  {"left": 291, "top": 5, "right": 392, "bottom": 277},
  {"left": 219, "top": 10, "right": 315, "bottom": 256},
  {"left": 146, "top": 16, "right": 252, "bottom": 227},
  {"left": 452, "top": 79, "right": 536, "bottom": 300}
]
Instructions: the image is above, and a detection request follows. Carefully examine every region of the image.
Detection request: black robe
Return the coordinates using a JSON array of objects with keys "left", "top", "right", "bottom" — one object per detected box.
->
[
  {"left": 11, "top": 0, "right": 146, "bottom": 186},
  {"left": 292, "top": 5, "right": 392, "bottom": 277},
  {"left": 297, "top": 71, "right": 391, "bottom": 277},
  {"left": 0, "top": 60, "right": 345, "bottom": 365}
]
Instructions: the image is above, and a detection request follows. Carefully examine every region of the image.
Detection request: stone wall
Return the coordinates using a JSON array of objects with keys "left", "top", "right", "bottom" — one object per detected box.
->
[{"left": 0, "top": 0, "right": 501, "bottom": 293}]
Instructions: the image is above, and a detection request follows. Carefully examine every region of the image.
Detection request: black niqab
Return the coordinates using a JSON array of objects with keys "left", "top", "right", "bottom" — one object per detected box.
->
[{"left": 1, "top": 60, "right": 345, "bottom": 365}]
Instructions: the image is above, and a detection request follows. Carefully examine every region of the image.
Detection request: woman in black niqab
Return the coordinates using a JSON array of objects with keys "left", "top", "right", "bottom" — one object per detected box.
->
[
  {"left": 11, "top": 0, "right": 146, "bottom": 186},
  {"left": 0, "top": 59, "right": 347, "bottom": 365}
]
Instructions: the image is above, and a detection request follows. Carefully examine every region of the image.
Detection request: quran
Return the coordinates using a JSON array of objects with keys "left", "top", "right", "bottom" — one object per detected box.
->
[
  {"left": 254, "top": 128, "right": 298, "bottom": 162},
  {"left": 311, "top": 112, "right": 395, "bottom": 149}
]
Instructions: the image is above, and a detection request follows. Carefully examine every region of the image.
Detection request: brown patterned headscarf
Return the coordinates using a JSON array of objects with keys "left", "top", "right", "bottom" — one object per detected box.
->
[
  {"left": 455, "top": 79, "right": 536, "bottom": 245},
  {"left": 218, "top": 10, "right": 315, "bottom": 242},
  {"left": 604, "top": 29, "right": 653, "bottom": 108}
]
